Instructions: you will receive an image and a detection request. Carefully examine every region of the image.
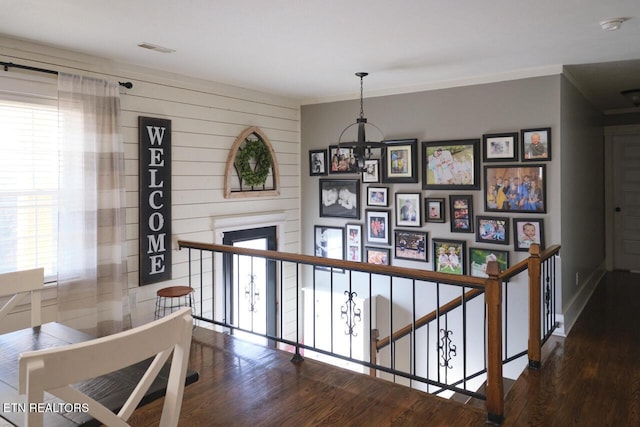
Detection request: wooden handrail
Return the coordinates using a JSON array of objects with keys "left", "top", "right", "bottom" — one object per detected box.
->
[
  {"left": 375, "top": 288, "right": 484, "bottom": 351},
  {"left": 178, "top": 240, "right": 487, "bottom": 287}
]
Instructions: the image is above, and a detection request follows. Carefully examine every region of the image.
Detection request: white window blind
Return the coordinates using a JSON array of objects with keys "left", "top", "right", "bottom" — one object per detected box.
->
[{"left": 0, "top": 98, "right": 59, "bottom": 281}]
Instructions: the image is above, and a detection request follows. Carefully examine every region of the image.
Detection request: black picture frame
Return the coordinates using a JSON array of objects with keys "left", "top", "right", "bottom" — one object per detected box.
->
[
  {"left": 328, "top": 145, "right": 359, "bottom": 174},
  {"left": 425, "top": 197, "right": 446, "bottom": 223},
  {"left": 482, "top": 132, "right": 518, "bottom": 162},
  {"left": 382, "top": 139, "right": 419, "bottom": 183},
  {"left": 476, "top": 216, "right": 510, "bottom": 245},
  {"left": 309, "top": 149, "right": 328, "bottom": 176},
  {"left": 484, "top": 165, "right": 546, "bottom": 213},
  {"left": 345, "top": 223, "right": 363, "bottom": 262},
  {"left": 365, "top": 246, "right": 391, "bottom": 265},
  {"left": 314, "top": 225, "right": 345, "bottom": 271},
  {"left": 365, "top": 209, "right": 391, "bottom": 245},
  {"left": 395, "top": 192, "right": 422, "bottom": 227},
  {"left": 513, "top": 217, "right": 545, "bottom": 252},
  {"left": 362, "top": 159, "right": 380, "bottom": 183},
  {"left": 367, "top": 186, "right": 389, "bottom": 207},
  {"left": 319, "top": 179, "right": 361, "bottom": 219},
  {"left": 469, "top": 247, "right": 509, "bottom": 278},
  {"left": 432, "top": 239, "right": 466, "bottom": 275},
  {"left": 422, "top": 139, "right": 480, "bottom": 190},
  {"left": 450, "top": 194, "right": 474, "bottom": 233},
  {"left": 521, "top": 127, "right": 551, "bottom": 161},
  {"left": 394, "top": 229, "right": 428, "bottom": 262}
]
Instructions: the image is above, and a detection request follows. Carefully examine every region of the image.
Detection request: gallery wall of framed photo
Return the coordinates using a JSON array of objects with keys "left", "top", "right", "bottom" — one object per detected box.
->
[{"left": 307, "top": 126, "right": 552, "bottom": 274}]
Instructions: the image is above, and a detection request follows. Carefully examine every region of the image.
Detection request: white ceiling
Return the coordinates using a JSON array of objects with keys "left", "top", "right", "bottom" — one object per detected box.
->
[{"left": 1, "top": 0, "right": 640, "bottom": 111}]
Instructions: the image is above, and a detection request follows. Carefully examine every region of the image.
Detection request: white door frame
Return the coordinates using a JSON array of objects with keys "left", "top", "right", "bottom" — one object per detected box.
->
[{"left": 604, "top": 124, "right": 640, "bottom": 271}]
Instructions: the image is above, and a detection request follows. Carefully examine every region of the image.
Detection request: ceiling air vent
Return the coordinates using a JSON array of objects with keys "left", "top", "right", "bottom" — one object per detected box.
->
[{"left": 137, "top": 42, "right": 175, "bottom": 53}]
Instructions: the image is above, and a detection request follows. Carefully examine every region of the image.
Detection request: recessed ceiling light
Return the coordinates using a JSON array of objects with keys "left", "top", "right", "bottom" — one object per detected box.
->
[
  {"left": 599, "top": 18, "right": 627, "bottom": 31},
  {"left": 137, "top": 42, "right": 175, "bottom": 53}
]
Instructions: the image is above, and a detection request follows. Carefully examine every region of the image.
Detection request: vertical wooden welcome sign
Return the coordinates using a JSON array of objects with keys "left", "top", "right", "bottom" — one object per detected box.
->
[{"left": 139, "top": 117, "right": 172, "bottom": 285}]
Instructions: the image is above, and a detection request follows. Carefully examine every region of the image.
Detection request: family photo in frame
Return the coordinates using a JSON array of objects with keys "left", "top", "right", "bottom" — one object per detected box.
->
[
  {"left": 469, "top": 247, "right": 509, "bottom": 278},
  {"left": 309, "top": 149, "right": 327, "bottom": 176},
  {"left": 382, "top": 139, "right": 418, "bottom": 183},
  {"left": 450, "top": 194, "right": 473, "bottom": 233},
  {"left": 319, "top": 179, "right": 361, "bottom": 219},
  {"left": 513, "top": 218, "right": 545, "bottom": 252},
  {"left": 366, "top": 209, "right": 390, "bottom": 245},
  {"left": 425, "top": 197, "right": 445, "bottom": 223},
  {"left": 346, "top": 223, "right": 363, "bottom": 262},
  {"left": 394, "top": 230, "right": 427, "bottom": 262},
  {"left": 314, "top": 226, "right": 344, "bottom": 270},
  {"left": 395, "top": 193, "right": 421, "bottom": 227},
  {"left": 329, "top": 145, "right": 359, "bottom": 174},
  {"left": 476, "top": 216, "right": 510, "bottom": 245},
  {"left": 422, "top": 139, "right": 480, "bottom": 190},
  {"left": 484, "top": 165, "right": 546, "bottom": 213},
  {"left": 521, "top": 127, "right": 551, "bottom": 161},
  {"left": 433, "top": 239, "right": 466, "bottom": 275},
  {"left": 482, "top": 132, "right": 518, "bottom": 162}
]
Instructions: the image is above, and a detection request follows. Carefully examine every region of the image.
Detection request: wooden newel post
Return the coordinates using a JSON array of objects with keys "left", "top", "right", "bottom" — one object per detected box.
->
[
  {"left": 369, "top": 329, "right": 379, "bottom": 377},
  {"left": 527, "top": 243, "right": 542, "bottom": 369},
  {"left": 485, "top": 261, "right": 504, "bottom": 424}
]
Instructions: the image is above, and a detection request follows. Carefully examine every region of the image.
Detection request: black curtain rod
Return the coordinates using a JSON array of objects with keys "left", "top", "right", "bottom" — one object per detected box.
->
[{"left": 0, "top": 61, "right": 133, "bottom": 89}]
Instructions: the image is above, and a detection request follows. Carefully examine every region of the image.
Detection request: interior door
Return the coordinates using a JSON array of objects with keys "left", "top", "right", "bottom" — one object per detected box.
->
[
  {"left": 222, "top": 226, "right": 277, "bottom": 341},
  {"left": 613, "top": 132, "right": 640, "bottom": 271}
]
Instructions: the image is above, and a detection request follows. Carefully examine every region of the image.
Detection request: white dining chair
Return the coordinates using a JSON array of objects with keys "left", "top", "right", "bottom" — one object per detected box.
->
[
  {"left": 0, "top": 268, "right": 45, "bottom": 328},
  {"left": 19, "top": 306, "right": 193, "bottom": 427}
]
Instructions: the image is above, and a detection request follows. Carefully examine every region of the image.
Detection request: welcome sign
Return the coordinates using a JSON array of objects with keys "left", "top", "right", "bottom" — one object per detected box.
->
[{"left": 139, "top": 117, "right": 172, "bottom": 285}]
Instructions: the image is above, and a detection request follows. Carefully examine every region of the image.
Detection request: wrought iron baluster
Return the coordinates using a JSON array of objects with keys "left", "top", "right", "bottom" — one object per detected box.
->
[
  {"left": 439, "top": 328, "right": 457, "bottom": 369},
  {"left": 340, "top": 290, "right": 361, "bottom": 336}
]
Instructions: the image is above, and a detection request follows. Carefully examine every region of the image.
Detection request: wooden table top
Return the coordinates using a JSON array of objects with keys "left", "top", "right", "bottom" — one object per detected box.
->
[{"left": 0, "top": 322, "right": 198, "bottom": 427}]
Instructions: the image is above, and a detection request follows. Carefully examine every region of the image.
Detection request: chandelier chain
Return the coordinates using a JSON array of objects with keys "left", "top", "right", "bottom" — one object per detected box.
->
[{"left": 360, "top": 75, "right": 364, "bottom": 119}]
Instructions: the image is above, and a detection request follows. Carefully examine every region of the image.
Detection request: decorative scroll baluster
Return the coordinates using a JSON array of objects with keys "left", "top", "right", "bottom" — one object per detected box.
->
[
  {"left": 245, "top": 273, "right": 260, "bottom": 313},
  {"left": 438, "top": 328, "right": 457, "bottom": 369},
  {"left": 340, "top": 291, "right": 361, "bottom": 336}
]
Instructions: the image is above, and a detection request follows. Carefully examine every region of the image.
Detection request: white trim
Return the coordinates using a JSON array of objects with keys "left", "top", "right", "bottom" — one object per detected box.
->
[
  {"left": 560, "top": 264, "right": 605, "bottom": 335},
  {"left": 212, "top": 211, "right": 286, "bottom": 248}
]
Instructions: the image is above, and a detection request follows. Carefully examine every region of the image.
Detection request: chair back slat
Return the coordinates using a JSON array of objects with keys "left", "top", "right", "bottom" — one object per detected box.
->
[{"left": 0, "top": 268, "right": 45, "bottom": 327}]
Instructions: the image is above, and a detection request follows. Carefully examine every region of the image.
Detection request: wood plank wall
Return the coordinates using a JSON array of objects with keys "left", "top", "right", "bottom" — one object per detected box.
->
[{"left": 0, "top": 36, "right": 301, "bottom": 327}]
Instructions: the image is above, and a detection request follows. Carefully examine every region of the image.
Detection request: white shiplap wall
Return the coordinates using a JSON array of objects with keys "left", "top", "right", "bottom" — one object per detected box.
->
[{"left": 0, "top": 36, "right": 301, "bottom": 327}]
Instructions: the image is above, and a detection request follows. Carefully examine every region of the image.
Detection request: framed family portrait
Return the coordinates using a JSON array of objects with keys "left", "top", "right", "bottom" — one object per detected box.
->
[
  {"left": 345, "top": 223, "right": 363, "bottom": 262},
  {"left": 484, "top": 165, "right": 546, "bottom": 213},
  {"left": 382, "top": 139, "right": 418, "bottom": 183},
  {"left": 365, "top": 246, "right": 390, "bottom": 265},
  {"left": 367, "top": 186, "right": 388, "bottom": 207},
  {"left": 314, "top": 226, "right": 344, "bottom": 270},
  {"left": 432, "top": 239, "right": 466, "bottom": 275},
  {"left": 425, "top": 197, "right": 446, "bottom": 223},
  {"left": 362, "top": 159, "right": 380, "bottom": 183},
  {"left": 513, "top": 218, "right": 545, "bottom": 252},
  {"left": 482, "top": 132, "right": 518, "bottom": 162},
  {"left": 319, "top": 179, "right": 361, "bottom": 219},
  {"left": 394, "top": 230, "right": 428, "bottom": 262},
  {"left": 329, "top": 145, "right": 359, "bottom": 174},
  {"left": 366, "top": 209, "right": 390, "bottom": 245},
  {"left": 395, "top": 192, "right": 421, "bottom": 227},
  {"left": 309, "top": 149, "right": 328, "bottom": 176},
  {"left": 422, "top": 139, "right": 480, "bottom": 190},
  {"left": 450, "top": 194, "right": 473, "bottom": 233},
  {"left": 469, "top": 247, "right": 509, "bottom": 278},
  {"left": 476, "top": 216, "right": 510, "bottom": 245},
  {"left": 521, "top": 127, "right": 551, "bottom": 161}
]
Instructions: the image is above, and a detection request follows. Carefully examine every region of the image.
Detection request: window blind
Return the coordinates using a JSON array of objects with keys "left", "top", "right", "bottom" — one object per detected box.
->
[{"left": 0, "top": 98, "right": 59, "bottom": 280}]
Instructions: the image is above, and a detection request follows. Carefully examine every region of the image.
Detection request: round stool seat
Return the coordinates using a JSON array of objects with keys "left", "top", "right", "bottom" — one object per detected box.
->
[
  {"left": 156, "top": 286, "right": 193, "bottom": 298},
  {"left": 154, "top": 286, "right": 195, "bottom": 320}
]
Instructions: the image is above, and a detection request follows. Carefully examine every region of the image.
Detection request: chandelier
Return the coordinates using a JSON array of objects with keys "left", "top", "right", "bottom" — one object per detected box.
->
[{"left": 337, "top": 72, "right": 386, "bottom": 171}]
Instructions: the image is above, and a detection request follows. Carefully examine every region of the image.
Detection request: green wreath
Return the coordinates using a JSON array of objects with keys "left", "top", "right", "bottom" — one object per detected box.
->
[{"left": 235, "top": 138, "right": 273, "bottom": 187}]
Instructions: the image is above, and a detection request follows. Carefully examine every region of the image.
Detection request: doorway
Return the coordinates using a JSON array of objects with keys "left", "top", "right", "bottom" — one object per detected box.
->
[
  {"left": 607, "top": 125, "right": 640, "bottom": 272},
  {"left": 222, "top": 226, "right": 277, "bottom": 343}
]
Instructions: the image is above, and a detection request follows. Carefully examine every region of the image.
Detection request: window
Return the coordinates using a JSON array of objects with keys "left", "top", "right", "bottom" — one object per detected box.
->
[{"left": 0, "top": 97, "right": 59, "bottom": 281}]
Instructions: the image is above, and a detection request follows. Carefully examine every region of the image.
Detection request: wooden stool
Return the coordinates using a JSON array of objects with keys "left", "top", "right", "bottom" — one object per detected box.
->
[{"left": 154, "top": 286, "right": 195, "bottom": 320}]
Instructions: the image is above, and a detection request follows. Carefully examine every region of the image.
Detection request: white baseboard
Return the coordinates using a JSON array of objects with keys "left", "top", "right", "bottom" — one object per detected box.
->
[{"left": 560, "top": 266, "right": 606, "bottom": 335}]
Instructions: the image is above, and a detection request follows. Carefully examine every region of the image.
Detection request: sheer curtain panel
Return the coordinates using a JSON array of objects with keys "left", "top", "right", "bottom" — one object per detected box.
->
[{"left": 57, "top": 72, "right": 130, "bottom": 336}]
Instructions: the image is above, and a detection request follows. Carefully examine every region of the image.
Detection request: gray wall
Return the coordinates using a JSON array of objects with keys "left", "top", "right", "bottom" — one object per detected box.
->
[
  {"left": 301, "top": 74, "right": 606, "bottom": 332},
  {"left": 560, "top": 76, "right": 606, "bottom": 329}
]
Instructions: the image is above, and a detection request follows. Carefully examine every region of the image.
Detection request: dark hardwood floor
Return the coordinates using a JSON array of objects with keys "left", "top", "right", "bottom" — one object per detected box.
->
[{"left": 129, "top": 271, "right": 639, "bottom": 426}]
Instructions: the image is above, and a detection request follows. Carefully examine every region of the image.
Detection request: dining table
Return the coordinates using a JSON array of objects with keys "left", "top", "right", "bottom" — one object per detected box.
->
[{"left": 0, "top": 322, "right": 199, "bottom": 426}]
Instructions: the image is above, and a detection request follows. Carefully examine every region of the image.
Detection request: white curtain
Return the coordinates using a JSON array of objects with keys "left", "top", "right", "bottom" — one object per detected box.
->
[{"left": 57, "top": 72, "right": 130, "bottom": 336}]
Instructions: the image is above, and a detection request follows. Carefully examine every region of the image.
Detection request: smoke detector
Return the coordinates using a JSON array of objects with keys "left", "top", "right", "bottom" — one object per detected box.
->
[{"left": 599, "top": 18, "right": 627, "bottom": 31}]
